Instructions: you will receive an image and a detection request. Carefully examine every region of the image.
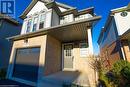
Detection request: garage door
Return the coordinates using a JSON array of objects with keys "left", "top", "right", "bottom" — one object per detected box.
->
[{"left": 12, "top": 47, "right": 40, "bottom": 82}]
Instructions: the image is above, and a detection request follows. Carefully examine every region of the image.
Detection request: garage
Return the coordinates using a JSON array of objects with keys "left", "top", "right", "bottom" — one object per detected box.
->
[{"left": 12, "top": 47, "right": 40, "bottom": 82}]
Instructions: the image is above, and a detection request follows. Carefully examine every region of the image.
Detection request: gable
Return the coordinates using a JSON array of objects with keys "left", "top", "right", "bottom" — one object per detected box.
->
[
  {"left": 27, "top": 1, "right": 48, "bottom": 16},
  {"left": 58, "top": 6, "right": 67, "bottom": 12},
  {"left": 20, "top": 0, "right": 74, "bottom": 19}
]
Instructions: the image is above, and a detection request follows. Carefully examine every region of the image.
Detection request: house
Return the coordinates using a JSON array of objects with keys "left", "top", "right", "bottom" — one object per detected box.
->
[
  {"left": 98, "top": 3, "right": 130, "bottom": 69},
  {"left": 0, "top": 14, "right": 21, "bottom": 70},
  {"left": 6, "top": 0, "right": 101, "bottom": 87}
]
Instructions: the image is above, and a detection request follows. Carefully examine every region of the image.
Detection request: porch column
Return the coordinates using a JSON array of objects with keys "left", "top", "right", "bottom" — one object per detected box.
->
[{"left": 87, "top": 28, "right": 93, "bottom": 55}]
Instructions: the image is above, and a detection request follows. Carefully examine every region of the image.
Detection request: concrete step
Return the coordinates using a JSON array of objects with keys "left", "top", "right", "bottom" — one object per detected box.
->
[{"left": 37, "top": 78, "right": 63, "bottom": 87}]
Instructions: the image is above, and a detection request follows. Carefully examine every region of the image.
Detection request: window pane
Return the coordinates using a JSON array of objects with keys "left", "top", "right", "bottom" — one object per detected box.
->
[
  {"left": 39, "top": 22, "right": 44, "bottom": 29},
  {"left": 80, "top": 43, "right": 88, "bottom": 48},
  {"left": 26, "top": 19, "right": 32, "bottom": 33},
  {"left": 32, "top": 17, "right": 38, "bottom": 32},
  {"left": 40, "top": 14, "right": 45, "bottom": 22}
]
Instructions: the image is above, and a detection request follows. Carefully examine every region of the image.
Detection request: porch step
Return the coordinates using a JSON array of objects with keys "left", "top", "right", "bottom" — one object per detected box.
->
[{"left": 37, "top": 77, "right": 63, "bottom": 87}]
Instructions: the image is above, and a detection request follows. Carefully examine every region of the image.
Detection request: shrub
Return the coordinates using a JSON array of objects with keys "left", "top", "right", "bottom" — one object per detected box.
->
[
  {"left": 121, "top": 66, "right": 130, "bottom": 81},
  {"left": 98, "top": 60, "right": 130, "bottom": 87},
  {"left": 111, "top": 60, "right": 130, "bottom": 86},
  {"left": 0, "top": 68, "right": 6, "bottom": 79}
]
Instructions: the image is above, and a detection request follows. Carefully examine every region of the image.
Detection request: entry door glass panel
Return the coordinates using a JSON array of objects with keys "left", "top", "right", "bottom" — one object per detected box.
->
[
  {"left": 13, "top": 47, "right": 40, "bottom": 82},
  {"left": 64, "top": 44, "right": 73, "bottom": 69}
]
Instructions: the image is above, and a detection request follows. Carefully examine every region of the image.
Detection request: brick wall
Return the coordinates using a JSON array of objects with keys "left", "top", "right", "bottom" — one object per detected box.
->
[{"left": 44, "top": 35, "right": 61, "bottom": 75}]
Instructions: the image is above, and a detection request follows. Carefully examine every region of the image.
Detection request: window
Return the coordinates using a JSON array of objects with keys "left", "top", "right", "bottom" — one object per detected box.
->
[
  {"left": 26, "top": 19, "right": 32, "bottom": 33},
  {"left": 60, "top": 15, "right": 69, "bottom": 24},
  {"left": 121, "top": 11, "right": 128, "bottom": 17},
  {"left": 39, "top": 14, "right": 45, "bottom": 29},
  {"left": 32, "top": 17, "right": 38, "bottom": 32},
  {"left": 80, "top": 43, "right": 89, "bottom": 57}
]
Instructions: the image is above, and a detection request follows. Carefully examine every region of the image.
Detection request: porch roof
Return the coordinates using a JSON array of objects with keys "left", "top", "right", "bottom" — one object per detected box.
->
[{"left": 7, "top": 16, "right": 101, "bottom": 42}]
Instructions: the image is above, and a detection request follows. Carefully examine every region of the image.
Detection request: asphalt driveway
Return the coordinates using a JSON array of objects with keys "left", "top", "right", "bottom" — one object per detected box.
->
[{"left": 0, "top": 79, "right": 34, "bottom": 87}]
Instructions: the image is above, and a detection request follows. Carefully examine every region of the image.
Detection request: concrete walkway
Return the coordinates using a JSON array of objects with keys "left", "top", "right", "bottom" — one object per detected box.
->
[{"left": 38, "top": 70, "right": 91, "bottom": 87}]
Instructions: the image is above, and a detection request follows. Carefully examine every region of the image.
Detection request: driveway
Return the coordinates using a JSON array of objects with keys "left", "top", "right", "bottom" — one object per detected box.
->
[{"left": 0, "top": 79, "right": 34, "bottom": 87}]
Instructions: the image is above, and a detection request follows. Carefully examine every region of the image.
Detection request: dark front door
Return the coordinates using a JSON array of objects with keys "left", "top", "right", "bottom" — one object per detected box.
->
[
  {"left": 63, "top": 44, "right": 73, "bottom": 69},
  {"left": 13, "top": 47, "right": 40, "bottom": 82}
]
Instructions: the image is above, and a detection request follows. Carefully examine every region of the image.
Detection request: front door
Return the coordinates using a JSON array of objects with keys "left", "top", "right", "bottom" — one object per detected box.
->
[{"left": 63, "top": 44, "right": 74, "bottom": 69}]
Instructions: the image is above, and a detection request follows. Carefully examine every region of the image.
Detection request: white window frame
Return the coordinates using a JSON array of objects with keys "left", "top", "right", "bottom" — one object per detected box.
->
[
  {"left": 80, "top": 43, "right": 89, "bottom": 58},
  {"left": 26, "top": 18, "right": 33, "bottom": 33},
  {"left": 32, "top": 15, "right": 39, "bottom": 32},
  {"left": 39, "top": 13, "right": 46, "bottom": 29}
]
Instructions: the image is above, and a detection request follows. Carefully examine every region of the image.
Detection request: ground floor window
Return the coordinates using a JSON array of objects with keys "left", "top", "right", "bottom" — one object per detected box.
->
[
  {"left": 80, "top": 43, "right": 89, "bottom": 57},
  {"left": 12, "top": 47, "right": 40, "bottom": 82}
]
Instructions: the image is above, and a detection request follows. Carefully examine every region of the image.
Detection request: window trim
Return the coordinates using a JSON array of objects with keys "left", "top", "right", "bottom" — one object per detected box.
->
[
  {"left": 79, "top": 43, "right": 89, "bottom": 58},
  {"left": 26, "top": 18, "right": 32, "bottom": 33},
  {"left": 32, "top": 16, "right": 39, "bottom": 32},
  {"left": 39, "top": 13, "right": 46, "bottom": 29}
]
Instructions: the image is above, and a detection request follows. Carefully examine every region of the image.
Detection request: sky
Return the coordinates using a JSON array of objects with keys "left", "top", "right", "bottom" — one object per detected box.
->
[{"left": 15, "top": 0, "right": 130, "bottom": 54}]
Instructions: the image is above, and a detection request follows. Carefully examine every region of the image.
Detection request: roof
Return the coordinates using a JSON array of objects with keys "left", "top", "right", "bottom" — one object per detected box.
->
[
  {"left": 97, "top": 3, "right": 130, "bottom": 44},
  {"left": 20, "top": 0, "right": 94, "bottom": 19},
  {"left": 7, "top": 16, "right": 101, "bottom": 41},
  {"left": 111, "top": 3, "right": 130, "bottom": 14},
  {"left": 0, "top": 14, "right": 19, "bottom": 25},
  {"left": 20, "top": 0, "right": 75, "bottom": 19},
  {"left": 61, "top": 7, "right": 94, "bottom": 16}
]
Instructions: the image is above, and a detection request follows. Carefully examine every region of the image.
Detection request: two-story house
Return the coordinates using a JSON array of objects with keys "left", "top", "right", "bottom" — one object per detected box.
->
[
  {"left": 0, "top": 14, "right": 21, "bottom": 71},
  {"left": 98, "top": 3, "right": 130, "bottom": 69},
  {"left": 6, "top": 0, "right": 101, "bottom": 87}
]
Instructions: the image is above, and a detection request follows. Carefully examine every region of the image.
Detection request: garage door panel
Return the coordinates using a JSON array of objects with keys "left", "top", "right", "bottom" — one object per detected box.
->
[{"left": 12, "top": 47, "right": 40, "bottom": 82}]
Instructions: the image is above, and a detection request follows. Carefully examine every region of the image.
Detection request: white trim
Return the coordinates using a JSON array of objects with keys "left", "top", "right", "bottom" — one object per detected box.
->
[
  {"left": 79, "top": 42, "right": 89, "bottom": 58},
  {"left": 87, "top": 28, "right": 93, "bottom": 55},
  {"left": 62, "top": 43, "right": 75, "bottom": 71},
  {"left": 111, "top": 6, "right": 127, "bottom": 11},
  {"left": 32, "top": 15, "right": 39, "bottom": 32},
  {"left": 120, "top": 42, "right": 126, "bottom": 60}
]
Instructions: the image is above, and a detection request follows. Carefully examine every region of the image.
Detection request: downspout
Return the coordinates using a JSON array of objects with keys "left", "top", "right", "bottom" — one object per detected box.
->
[{"left": 119, "top": 39, "right": 127, "bottom": 60}]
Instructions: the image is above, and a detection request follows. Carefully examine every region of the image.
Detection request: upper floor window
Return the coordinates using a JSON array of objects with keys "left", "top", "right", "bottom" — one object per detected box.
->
[
  {"left": 60, "top": 15, "right": 70, "bottom": 24},
  {"left": 39, "top": 14, "right": 45, "bottom": 29},
  {"left": 26, "top": 19, "right": 32, "bottom": 33},
  {"left": 32, "top": 17, "right": 38, "bottom": 32}
]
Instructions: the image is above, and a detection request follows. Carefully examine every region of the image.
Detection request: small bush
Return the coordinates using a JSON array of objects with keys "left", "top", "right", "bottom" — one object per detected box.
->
[
  {"left": 0, "top": 68, "right": 6, "bottom": 79},
  {"left": 111, "top": 60, "right": 130, "bottom": 86},
  {"left": 98, "top": 60, "right": 130, "bottom": 87}
]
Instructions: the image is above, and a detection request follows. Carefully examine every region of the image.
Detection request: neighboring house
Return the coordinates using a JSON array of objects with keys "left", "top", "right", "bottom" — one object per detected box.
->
[
  {"left": 0, "top": 14, "right": 21, "bottom": 70},
  {"left": 98, "top": 3, "right": 130, "bottom": 69},
  {"left": 6, "top": 0, "right": 101, "bottom": 87}
]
